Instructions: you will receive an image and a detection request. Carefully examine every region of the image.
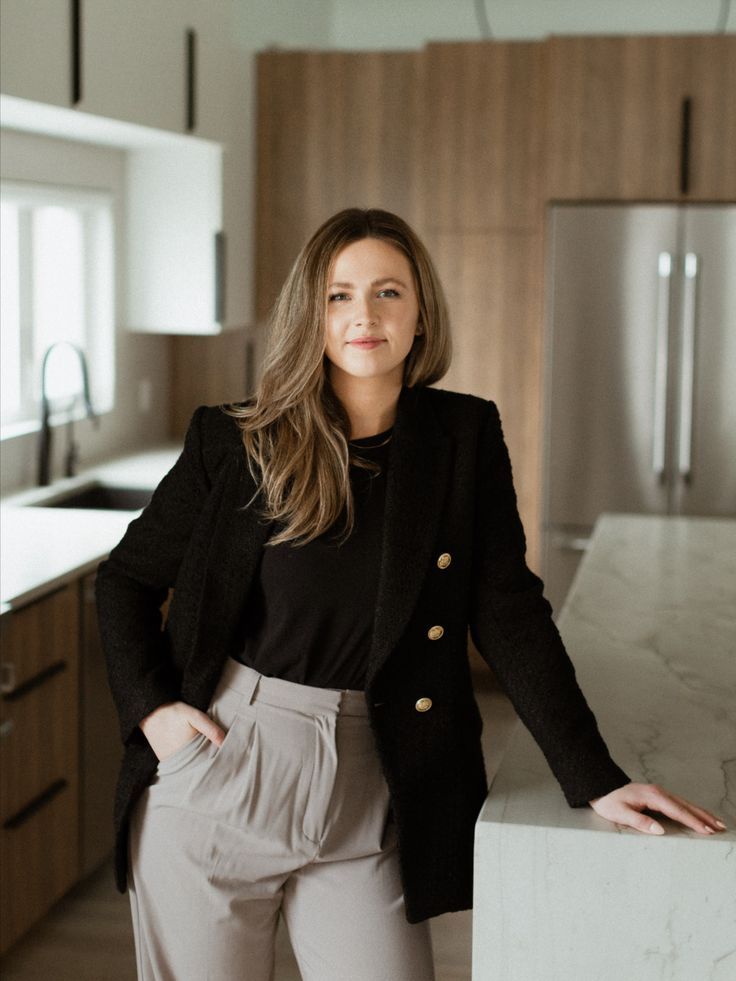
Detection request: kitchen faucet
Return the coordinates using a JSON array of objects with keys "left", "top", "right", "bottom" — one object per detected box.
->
[{"left": 38, "top": 341, "right": 100, "bottom": 486}]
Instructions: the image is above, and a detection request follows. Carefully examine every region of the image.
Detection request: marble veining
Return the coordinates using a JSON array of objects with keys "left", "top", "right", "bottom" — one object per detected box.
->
[{"left": 473, "top": 514, "right": 736, "bottom": 981}]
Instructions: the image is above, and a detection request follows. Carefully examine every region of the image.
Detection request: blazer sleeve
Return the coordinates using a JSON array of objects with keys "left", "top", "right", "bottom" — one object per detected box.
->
[
  {"left": 468, "top": 399, "right": 631, "bottom": 806},
  {"left": 95, "top": 404, "right": 211, "bottom": 747}
]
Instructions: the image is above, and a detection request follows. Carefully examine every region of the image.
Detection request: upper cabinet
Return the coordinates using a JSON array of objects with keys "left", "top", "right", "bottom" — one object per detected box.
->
[
  {"left": 76, "top": 0, "right": 188, "bottom": 132},
  {"left": 546, "top": 35, "right": 736, "bottom": 201},
  {"left": 0, "top": 0, "right": 71, "bottom": 108},
  {"left": 421, "top": 41, "right": 547, "bottom": 232},
  {"left": 0, "top": 0, "right": 254, "bottom": 331},
  {"left": 256, "top": 50, "right": 423, "bottom": 321},
  {"left": 1, "top": 0, "right": 194, "bottom": 134}
]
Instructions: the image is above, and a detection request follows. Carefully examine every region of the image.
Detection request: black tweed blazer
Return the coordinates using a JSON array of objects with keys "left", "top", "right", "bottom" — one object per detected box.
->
[{"left": 95, "top": 384, "right": 630, "bottom": 923}]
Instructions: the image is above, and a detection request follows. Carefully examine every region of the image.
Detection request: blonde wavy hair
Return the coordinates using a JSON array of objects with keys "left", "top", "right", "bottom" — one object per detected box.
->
[{"left": 221, "top": 207, "right": 452, "bottom": 547}]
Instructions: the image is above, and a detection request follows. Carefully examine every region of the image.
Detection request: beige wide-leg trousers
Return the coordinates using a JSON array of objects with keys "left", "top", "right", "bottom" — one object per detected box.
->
[{"left": 127, "top": 657, "right": 435, "bottom": 981}]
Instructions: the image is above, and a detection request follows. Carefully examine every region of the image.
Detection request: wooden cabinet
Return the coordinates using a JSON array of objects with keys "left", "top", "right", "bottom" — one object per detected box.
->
[
  {"left": 421, "top": 41, "right": 547, "bottom": 232},
  {"left": 0, "top": 0, "right": 71, "bottom": 108},
  {"left": 256, "top": 50, "right": 424, "bottom": 321},
  {"left": 0, "top": 570, "right": 128, "bottom": 954},
  {"left": 417, "top": 42, "right": 549, "bottom": 565},
  {"left": 680, "top": 36, "right": 736, "bottom": 201},
  {"left": 255, "top": 45, "right": 545, "bottom": 564},
  {"left": 0, "top": 584, "right": 80, "bottom": 956},
  {"left": 546, "top": 35, "right": 736, "bottom": 201},
  {"left": 426, "top": 228, "right": 544, "bottom": 540},
  {"left": 78, "top": 573, "right": 122, "bottom": 878}
]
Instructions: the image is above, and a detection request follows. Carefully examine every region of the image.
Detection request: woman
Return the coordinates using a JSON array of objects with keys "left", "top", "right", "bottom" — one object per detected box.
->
[{"left": 96, "top": 208, "right": 726, "bottom": 981}]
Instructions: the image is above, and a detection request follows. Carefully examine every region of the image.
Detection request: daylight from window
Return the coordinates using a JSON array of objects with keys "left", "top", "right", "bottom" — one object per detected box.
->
[{"left": 0, "top": 182, "right": 115, "bottom": 437}]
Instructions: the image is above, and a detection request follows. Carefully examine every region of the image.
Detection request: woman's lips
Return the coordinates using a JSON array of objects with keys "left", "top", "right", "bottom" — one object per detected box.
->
[{"left": 349, "top": 339, "right": 384, "bottom": 349}]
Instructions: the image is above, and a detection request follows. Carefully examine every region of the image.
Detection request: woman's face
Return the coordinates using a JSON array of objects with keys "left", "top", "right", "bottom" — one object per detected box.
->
[{"left": 324, "top": 237, "right": 421, "bottom": 389}]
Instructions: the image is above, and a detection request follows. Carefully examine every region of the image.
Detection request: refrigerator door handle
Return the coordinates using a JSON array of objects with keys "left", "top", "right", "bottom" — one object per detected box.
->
[
  {"left": 678, "top": 252, "right": 698, "bottom": 484},
  {"left": 653, "top": 252, "right": 672, "bottom": 483}
]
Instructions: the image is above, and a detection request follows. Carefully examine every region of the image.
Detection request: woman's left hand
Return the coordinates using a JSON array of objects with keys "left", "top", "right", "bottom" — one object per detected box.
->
[{"left": 588, "top": 782, "right": 728, "bottom": 835}]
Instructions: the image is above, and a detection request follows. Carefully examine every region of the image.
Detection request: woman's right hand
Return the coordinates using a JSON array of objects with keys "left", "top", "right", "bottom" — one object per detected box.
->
[{"left": 139, "top": 700, "right": 226, "bottom": 762}]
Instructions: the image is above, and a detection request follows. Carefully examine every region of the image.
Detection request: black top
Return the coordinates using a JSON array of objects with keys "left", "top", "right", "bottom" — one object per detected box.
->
[{"left": 232, "top": 427, "right": 393, "bottom": 690}]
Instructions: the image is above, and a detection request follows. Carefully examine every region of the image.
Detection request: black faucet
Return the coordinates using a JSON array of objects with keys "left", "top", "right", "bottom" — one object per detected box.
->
[{"left": 38, "top": 341, "right": 100, "bottom": 486}]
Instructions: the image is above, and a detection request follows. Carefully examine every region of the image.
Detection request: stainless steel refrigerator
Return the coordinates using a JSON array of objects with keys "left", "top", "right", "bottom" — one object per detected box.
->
[{"left": 542, "top": 203, "right": 736, "bottom": 613}]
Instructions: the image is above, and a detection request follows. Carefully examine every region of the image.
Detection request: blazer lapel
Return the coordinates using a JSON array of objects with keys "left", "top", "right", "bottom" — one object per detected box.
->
[
  {"left": 188, "top": 385, "right": 453, "bottom": 694},
  {"left": 365, "top": 385, "right": 453, "bottom": 688}
]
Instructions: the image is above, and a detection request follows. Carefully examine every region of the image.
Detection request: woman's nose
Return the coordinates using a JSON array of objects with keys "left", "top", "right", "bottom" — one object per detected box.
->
[{"left": 354, "top": 295, "right": 377, "bottom": 325}]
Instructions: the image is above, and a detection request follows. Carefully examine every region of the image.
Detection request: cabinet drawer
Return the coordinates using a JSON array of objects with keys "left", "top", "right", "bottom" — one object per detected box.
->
[
  {"left": 0, "top": 778, "right": 78, "bottom": 956},
  {"left": 0, "top": 660, "right": 78, "bottom": 823},
  {"left": 0, "top": 581, "right": 80, "bottom": 954},
  {"left": 0, "top": 583, "right": 78, "bottom": 688}
]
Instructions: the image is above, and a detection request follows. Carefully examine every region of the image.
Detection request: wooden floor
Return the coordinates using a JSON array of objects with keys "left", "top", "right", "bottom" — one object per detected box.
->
[{"left": 1, "top": 677, "right": 518, "bottom": 980}]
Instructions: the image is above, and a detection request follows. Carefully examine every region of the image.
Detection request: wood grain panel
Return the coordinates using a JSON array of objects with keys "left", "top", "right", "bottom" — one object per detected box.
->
[
  {"left": 546, "top": 35, "right": 736, "bottom": 202},
  {"left": 546, "top": 36, "right": 688, "bottom": 200},
  {"left": 0, "top": 583, "right": 80, "bottom": 955},
  {"left": 256, "top": 50, "right": 424, "bottom": 321},
  {"left": 0, "top": 781, "right": 79, "bottom": 956},
  {"left": 170, "top": 324, "right": 266, "bottom": 435},
  {"left": 421, "top": 41, "right": 547, "bottom": 231},
  {"left": 684, "top": 35, "right": 736, "bottom": 200},
  {"left": 427, "top": 228, "right": 544, "bottom": 571}
]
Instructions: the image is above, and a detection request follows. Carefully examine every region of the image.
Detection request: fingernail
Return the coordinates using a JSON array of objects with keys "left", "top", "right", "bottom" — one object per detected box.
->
[
  {"left": 714, "top": 819, "right": 727, "bottom": 830},
  {"left": 650, "top": 822, "right": 665, "bottom": 834},
  {"left": 704, "top": 826, "right": 715, "bottom": 834}
]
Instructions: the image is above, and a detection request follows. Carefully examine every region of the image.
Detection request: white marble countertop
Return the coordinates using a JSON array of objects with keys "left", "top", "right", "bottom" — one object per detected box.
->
[
  {"left": 1, "top": 443, "right": 181, "bottom": 613},
  {"left": 477, "top": 512, "right": 736, "bottom": 834},
  {"left": 473, "top": 512, "right": 736, "bottom": 980}
]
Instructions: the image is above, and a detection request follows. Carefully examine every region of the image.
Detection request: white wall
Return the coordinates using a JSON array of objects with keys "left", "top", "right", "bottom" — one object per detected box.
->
[
  {"left": 328, "top": 0, "right": 734, "bottom": 49},
  {"left": 0, "top": 129, "right": 172, "bottom": 495},
  {"left": 230, "top": 0, "right": 333, "bottom": 49}
]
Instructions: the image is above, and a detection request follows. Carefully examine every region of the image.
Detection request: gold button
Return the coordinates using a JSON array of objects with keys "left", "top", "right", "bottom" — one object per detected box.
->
[
  {"left": 437, "top": 552, "right": 452, "bottom": 569},
  {"left": 427, "top": 625, "right": 444, "bottom": 641},
  {"left": 415, "top": 697, "right": 433, "bottom": 712}
]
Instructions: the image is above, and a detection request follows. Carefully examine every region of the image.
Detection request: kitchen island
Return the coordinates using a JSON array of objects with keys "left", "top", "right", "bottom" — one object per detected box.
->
[{"left": 473, "top": 513, "right": 736, "bottom": 981}]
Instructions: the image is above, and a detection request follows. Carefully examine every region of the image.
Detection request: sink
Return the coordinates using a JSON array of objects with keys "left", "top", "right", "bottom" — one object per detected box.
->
[{"left": 30, "top": 482, "right": 153, "bottom": 511}]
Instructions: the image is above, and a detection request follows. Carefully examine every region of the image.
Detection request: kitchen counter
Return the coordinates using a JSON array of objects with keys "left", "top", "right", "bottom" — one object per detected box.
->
[
  {"left": 472, "top": 513, "right": 736, "bottom": 981},
  {"left": 1, "top": 444, "right": 181, "bottom": 612}
]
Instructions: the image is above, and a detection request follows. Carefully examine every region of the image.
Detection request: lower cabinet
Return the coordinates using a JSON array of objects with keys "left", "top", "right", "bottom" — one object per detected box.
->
[
  {"left": 0, "top": 573, "right": 122, "bottom": 957},
  {"left": 78, "top": 572, "right": 123, "bottom": 878},
  {"left": 0, "top": 583, "right": 80, "bottom": 955}
]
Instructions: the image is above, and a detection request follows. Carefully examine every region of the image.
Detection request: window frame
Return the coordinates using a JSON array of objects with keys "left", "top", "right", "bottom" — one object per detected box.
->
[{"left": 0, "top": 178, "right": 115, "bottom": 441}]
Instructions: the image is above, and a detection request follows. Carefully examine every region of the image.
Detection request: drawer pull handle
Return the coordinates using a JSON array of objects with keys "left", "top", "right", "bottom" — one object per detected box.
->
[
  {"left": 4, "top": 778, "right": 68, "bottom": 830},
  {"left": 0, "top": 662, "right": 16, "bottom": 694},
  {"left": 2, "top": 661, "right": 67, "bottom": 702},
  {"left": 0, "top": 719, "right": 14, "bottom": 739}
]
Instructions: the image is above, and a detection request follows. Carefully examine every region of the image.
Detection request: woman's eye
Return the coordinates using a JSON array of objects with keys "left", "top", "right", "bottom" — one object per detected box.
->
[
  {"left": 328, "top": 293, "right": 350, "bottom": 302},
  {"left": 378, "top": 288, "right": 399, "bottom": 298}
]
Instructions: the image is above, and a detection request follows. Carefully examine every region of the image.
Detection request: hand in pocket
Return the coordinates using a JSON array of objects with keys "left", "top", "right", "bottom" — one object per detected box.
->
[{"left": 139, "top": 700, "right": 226, "bottom": 762}]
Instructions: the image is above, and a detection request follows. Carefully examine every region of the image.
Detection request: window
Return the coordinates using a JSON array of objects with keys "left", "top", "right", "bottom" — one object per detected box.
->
[{"left": 0, "top": 180, "right": 115, "bottom": 439}]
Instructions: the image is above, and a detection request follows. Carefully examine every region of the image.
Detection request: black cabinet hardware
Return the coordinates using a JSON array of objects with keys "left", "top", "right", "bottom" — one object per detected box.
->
[
  {"left": 186, "top": 28, "right": 197, "bottom": 131},
  {"left": 680, "top": 96, "right": 692, "bottom": 195},
  {"left": 2, "top": 661, "right": 67, "bottom": 701},
  {"left": 215, "top": 231, "right": 226, "bottom": 323},
  {"left": 71, "top": 0, "right": 82, "bottom": 105},
  {"left": 4, "top": 779, "right": 68, "bottom": 830}
]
